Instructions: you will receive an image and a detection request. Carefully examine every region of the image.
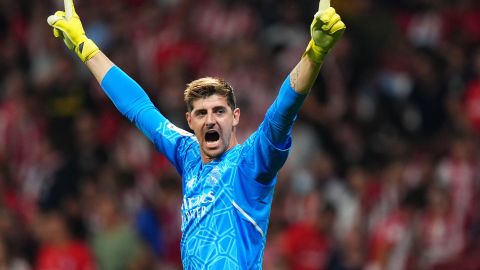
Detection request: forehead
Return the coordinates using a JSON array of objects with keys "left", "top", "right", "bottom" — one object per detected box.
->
[{"left": 190, "top": 94, "right": 229, "bottom": 111}]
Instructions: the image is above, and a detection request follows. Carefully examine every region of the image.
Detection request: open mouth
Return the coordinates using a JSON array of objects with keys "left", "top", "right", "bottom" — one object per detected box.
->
[{"left": 205, "top": 130, "right": 220, "bottom": 143}]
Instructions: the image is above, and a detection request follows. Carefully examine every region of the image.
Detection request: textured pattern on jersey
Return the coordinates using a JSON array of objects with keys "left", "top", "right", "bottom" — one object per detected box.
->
[
  {"left": 101, "top": 67, "right": 304, "bottom": 269},
  {"left": 180, "top": 146, "right": 242, "bottom": 269},
  {"left": 151, "top": 120, "right": 288, "bottom": 269}
]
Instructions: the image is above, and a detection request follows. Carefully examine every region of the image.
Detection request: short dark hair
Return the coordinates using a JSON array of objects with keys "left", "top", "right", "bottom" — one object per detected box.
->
[{"left": 184, "top": 77, "right": 236, "bottom": 112}]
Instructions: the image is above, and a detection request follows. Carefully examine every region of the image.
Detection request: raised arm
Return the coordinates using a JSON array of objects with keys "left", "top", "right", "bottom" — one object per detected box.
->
[
  {"left": 261, "top": 0, "right": 346, "bottom": 147},
  {"left": 290, "top": 0, "right": 346, "bottom": 95},
  {"left": 46, "top": 0, "right": 193, "bottom": 173},
  {"left": 86, "top": 52, "right": 114, "bottom": 83},
  {"left": 47, "top": 0, "right": 114, "bottom": 82},
  {"left": 242, "top": 0, "right": 345, "bottom": 184}
]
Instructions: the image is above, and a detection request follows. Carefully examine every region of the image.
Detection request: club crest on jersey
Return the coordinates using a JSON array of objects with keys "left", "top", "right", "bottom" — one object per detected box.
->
[
  {"left": 186, "top": 178, "right": 195, "bottom": 191},
  {"left": 208, "top": 166, "right": 221, "bottom": 186}
]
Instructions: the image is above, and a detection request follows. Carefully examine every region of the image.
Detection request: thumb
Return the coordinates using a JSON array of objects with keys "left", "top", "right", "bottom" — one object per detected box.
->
[
  {"left": 47, "top": 16, "right": 72, "bottom": 40},
  {"left": 47, "top": 11, "right": 67, "bottom": 26},
  {"left": 315, "top": 0, "right": 331, "bottom": 18},
  {"left": 319, "top": 0, "right": 331, "bottom": 13}
]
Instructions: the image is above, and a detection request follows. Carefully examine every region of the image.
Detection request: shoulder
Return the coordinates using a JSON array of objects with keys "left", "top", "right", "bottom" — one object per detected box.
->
[
  {"left": 239, "top": 131, "right": 259, "bottom": 153},
  {"left": 155, "top": 121, "right": 197, "bottom": 141}
]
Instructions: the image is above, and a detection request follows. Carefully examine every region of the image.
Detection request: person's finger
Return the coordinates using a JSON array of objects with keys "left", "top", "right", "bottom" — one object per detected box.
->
[
  {"left": 64, "top": 0, "right": 76, "bottom": 20},
  {"left": 315, "top": 6, "right": 334, "bottom": 20},
  {"left": 331, "top": 20, "right": 346, "bottom": 34},
  {"left": 323, "top": 13, "right": 341, "bottom": 31},
  {"left": 319, "top": 0, "right": 331, "bottom": 13},
  {"left": 48, "top": 16, "right": 71, "bottom": 37},
  {"left": 319, "top": 7, "right": 335, "bottom": 22},
  {"left": 53, "top": 28, "right": 61, "bottom": 38},
  {"left": 47, "top": 11, "right": 65, "bottom": 26}
]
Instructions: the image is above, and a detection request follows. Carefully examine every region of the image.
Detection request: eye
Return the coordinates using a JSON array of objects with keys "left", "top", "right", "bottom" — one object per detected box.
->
[{"left": 195, "top": 111, "right": 207, "bottom": 118}]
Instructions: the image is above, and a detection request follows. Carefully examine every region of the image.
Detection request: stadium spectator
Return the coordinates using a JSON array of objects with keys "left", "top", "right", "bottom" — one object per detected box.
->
[{"left": 0, "top": 0, "right": 479, "bottom": 268}]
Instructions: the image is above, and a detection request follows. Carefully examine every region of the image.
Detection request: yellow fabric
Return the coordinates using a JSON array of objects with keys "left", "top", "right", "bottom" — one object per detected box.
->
[
  {"left": 304, "top": 3, "right": 346, "bottom": 64},
  {"left": 47, "top": 1, "right": 99, "bottom": 62}
]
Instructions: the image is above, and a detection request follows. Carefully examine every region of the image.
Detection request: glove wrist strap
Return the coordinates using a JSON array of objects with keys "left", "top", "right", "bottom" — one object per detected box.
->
[
  {"left": 75, "top": 38, "right": 100, "bottom": 63},
  {"left": 303, "top": 39, "right": 327, "bottom": 64}
]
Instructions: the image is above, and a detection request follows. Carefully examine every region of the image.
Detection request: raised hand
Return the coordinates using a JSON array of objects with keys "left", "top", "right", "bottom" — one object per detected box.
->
[
  {"left": 47, "top": 0, "right": 99, "bottom": 62},
  {"left": 304, "top": 0, "right": 346, "bottom": 63}
]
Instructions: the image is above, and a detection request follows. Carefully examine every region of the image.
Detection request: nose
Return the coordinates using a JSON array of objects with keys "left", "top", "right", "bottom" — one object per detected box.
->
[{"left": 205, "top": 112, "right": 216, "bottom": 128}]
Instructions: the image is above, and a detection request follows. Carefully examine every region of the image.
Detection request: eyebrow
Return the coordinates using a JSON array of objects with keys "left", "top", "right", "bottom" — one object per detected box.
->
[
  {"left": 192, "top": 106, "right": 227, "bottom": 115},
  {"left": 212, "top": 106, "right": 227, "bottom": 112}
]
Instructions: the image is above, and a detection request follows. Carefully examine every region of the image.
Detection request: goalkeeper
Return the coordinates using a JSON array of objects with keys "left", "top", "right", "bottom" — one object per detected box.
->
[{"left": 47, "top": 0, "right": 345, "bottom": 268}]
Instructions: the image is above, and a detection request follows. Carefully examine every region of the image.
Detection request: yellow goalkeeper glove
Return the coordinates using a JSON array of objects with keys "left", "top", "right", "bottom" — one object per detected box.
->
[
  {"left": 47, "top": 0, "right": 99, "bottom": 63},
  {"left": 304, "top": 0, "right": 346, "bottom": 64}
]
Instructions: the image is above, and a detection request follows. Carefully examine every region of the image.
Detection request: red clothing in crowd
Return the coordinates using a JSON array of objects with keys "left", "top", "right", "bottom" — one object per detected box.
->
[
  {"left": 36, "top": 241, "right": 96, "bottom": 270},
  {"left": 281, "top": 223, "right": 332, "bottom": 270},
  {"left": 420, "top": 212, "right": 464, "bottom": 268},
  {"left": 367, "top": 210, "right": 413, "bottom": 270}
]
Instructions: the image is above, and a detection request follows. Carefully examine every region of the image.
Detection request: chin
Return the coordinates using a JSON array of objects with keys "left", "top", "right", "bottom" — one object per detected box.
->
[
  {"left": 203, "top": 147, "right": 225, "bottom": 160},
  {"left": 205, "top": 150, "right": 223, "bottom": 159}
]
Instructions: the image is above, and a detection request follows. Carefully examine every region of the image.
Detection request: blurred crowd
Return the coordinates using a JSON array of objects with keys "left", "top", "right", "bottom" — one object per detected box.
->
[{"left": 1, "top": 0, "right": 480, "bottom": 269}]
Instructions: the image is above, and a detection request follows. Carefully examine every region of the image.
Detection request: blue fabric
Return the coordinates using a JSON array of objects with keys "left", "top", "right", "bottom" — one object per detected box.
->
[{"left": 101, "top": 66, "right": 306, "bottom": 269}]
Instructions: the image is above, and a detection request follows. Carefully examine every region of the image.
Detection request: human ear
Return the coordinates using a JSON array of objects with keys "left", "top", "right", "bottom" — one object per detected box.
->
[
  {"left": 232, "top": 108, "right": 240, "bottom": 127},
  {"left": 186, "top": 112, "right": 193, "bottom": 129}
]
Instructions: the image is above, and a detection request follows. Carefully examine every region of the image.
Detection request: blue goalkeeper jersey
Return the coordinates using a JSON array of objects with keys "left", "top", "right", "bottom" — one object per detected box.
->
[{"left": 101, "top": 66, "right": 306, "bottom": 269}]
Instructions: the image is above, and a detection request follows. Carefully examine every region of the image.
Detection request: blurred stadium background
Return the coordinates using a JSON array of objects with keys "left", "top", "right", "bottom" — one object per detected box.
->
[{"left": 1, "top": 0, "right": 480, "bottom": 269}]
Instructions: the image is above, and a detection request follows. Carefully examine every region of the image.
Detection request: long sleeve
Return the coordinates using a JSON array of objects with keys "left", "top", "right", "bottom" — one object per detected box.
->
[
  {"left": 263, "top": 75, "right": 307, "bottom": 148},
  {"left": 100, "top": 66, "right": 197, "bottom": 173},
  {"left": 100, "top": 66, "right": 163, "bottom": 141},
  {"left": 239, "top": 75, "right": 307, "bottom": 184}
]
